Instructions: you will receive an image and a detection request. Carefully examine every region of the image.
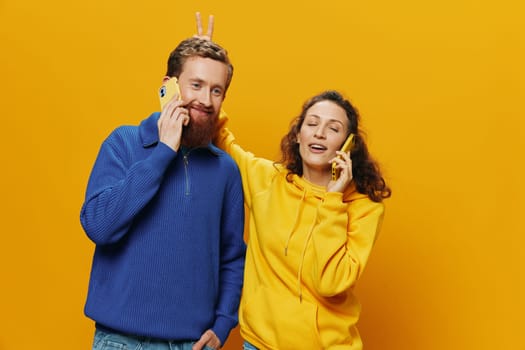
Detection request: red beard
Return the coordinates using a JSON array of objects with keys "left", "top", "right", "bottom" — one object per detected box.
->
[{"left": 181, "top": 107, "right": 218, "bottom": 148}]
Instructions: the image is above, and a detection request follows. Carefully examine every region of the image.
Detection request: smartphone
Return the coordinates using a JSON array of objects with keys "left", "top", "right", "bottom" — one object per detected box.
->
[
  {"left": 159, "top": 77, "right": 181, "bottom": 110},
  {"left": 331, "top": 133, "right": 355, "bottom": 180}
]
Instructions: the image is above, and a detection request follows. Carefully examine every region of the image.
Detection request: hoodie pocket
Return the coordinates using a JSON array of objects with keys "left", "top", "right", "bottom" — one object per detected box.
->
[{"left": 241, "top": 286, "right": 323, "bottom": 350}]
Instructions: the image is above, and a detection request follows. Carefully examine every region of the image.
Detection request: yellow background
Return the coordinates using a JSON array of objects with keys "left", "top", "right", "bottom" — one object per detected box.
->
[{"left": 1, "top": 0, "right": 523, "bottom": 349}]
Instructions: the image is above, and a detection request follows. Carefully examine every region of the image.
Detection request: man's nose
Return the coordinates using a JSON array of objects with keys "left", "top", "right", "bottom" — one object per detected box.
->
[{"left": 198, "top": 89, "right": 212, "bottom": 107}]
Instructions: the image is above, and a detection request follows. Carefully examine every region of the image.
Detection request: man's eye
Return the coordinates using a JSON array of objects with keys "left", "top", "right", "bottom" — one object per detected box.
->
[{"left": 212, "top": 88, "right": 222, "bottom": 96}]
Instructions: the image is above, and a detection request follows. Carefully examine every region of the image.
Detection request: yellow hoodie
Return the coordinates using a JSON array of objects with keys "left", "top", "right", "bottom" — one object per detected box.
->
[{"left": 216, "top": 115, "right": 385, "bottom": 350}]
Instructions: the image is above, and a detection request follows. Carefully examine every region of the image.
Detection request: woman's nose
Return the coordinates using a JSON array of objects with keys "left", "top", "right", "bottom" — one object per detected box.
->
[{"left": 314, "top": 126, "right": 326, "bottom": 139}]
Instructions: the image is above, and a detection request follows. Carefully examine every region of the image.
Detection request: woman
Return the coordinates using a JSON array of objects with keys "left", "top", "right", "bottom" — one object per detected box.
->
[{"left": 215, "top": 90, "right": 391, "bottom": 349}]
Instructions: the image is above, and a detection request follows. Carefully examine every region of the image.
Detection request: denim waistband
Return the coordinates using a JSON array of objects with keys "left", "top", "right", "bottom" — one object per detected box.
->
[{"left": 95, "top": 323, "right": 190, "bottom": 343}]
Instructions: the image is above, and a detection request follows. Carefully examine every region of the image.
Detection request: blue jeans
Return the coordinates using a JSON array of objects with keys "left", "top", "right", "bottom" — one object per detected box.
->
[
  {"left": 243, "top": 341, "right": 259, "bottom": 350},
  {"left": 92, "top": 329, "right": 215, "bottom": 350}
]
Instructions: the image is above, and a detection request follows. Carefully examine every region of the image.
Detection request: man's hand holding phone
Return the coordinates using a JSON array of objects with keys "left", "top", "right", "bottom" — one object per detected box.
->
[{"left": 157, "top": 78, "right": 189, "bottom": 151}]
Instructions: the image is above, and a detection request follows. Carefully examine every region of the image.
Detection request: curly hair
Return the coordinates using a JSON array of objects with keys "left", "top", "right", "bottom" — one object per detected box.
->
[
  {"left": 278, "top": 90, "right": 391, "bottom": 202},
  {"left": 165, "top": 37, "right": 234, "bottom": 92}
]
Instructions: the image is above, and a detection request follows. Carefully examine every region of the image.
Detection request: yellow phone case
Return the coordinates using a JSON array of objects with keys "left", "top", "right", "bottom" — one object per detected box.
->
[
  {"left": 159, "top": 78, "right": 180, "bottom": 110},
  {"left": 331, "top": 133, "right": 355, "bottom": 180}
]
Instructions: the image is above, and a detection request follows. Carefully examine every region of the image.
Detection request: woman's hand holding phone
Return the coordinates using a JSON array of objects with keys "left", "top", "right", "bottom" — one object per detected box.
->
[{"left": 327, "top": 134, "right": 354, "bottom": 193}]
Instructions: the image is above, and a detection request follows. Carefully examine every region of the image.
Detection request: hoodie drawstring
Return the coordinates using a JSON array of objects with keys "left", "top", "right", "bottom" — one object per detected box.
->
[
  {"left": 284, "top": 190, "right": 306, "bottom": 256},
  {"left": 283, "top": 186, "right": 323, "bottom": 302},
  {"left": 296, "top": 206, "right": 319, "bottom": 302}
]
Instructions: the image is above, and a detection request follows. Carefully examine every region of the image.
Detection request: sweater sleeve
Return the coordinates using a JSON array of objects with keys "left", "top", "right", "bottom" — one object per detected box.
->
[
  {"left": 211, "top": 163, "right": 246, "bottom": 344},
  {"left": 310, "top": 192, "right": 385, "bottom": 296},
  {"left": 80, "top": 131, "right": 176, "bottom": 245}
]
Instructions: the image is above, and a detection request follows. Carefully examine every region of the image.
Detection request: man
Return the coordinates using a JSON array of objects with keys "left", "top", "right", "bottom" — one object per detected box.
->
[{"left": 80, "top": 19, "right": 245, "bottom": 350}]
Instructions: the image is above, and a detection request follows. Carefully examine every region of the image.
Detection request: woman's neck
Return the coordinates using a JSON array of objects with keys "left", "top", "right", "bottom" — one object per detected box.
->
[{"left": 302, "top": 167, "right": 330, "bottom": 187}]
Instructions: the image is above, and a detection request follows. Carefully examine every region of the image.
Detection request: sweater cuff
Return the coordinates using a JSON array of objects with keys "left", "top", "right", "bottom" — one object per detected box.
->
[
  {"left": 148, "top": 142, "right": 177, "bottom": 169},
  {"left": 212, "top": 315, "right": 236, "bottom": 346}
]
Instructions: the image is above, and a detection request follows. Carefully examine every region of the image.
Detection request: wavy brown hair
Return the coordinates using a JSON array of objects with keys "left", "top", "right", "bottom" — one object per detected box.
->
[
  {"left": 278, "top": 90, "right": 391, "bottom": 202},
  {"left": 166, "top": 37, "right": 234, "bottom": 92}
]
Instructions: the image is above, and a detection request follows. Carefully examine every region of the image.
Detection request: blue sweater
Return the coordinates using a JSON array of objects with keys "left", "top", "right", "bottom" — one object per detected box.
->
[{"left": 80, "top": 112, "right": 246, "bottom": 344}]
